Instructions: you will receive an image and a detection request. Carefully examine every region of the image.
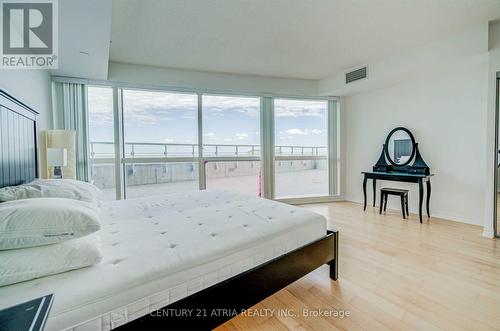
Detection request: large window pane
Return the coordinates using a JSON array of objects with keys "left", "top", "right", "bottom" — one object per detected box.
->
[
  {"left": 205, "top": 160, "right": 261, "bottom": 196},
  {"left": 274, "top": 99, "right": 328, "bottom": 198},
  {"left": 274, "top": 99, "right": 328, "bottom": 153},
  {"left": 124, "top": 162, "right": 199, "bottom": 199},
  {"left": 123, "top": 89, "right": 198, "bottom": 158},
  {"left": 87, "top": 86, "right": 116, "bottom": 200},
  {"left": 122, "top": 90, "right": 199, "bottom": 197},
  {"left": 202, "top": 95, "right": 261, "bottom": 197},
  {"left": 203, "top": 95, "right": 260, "bottom": 157}
]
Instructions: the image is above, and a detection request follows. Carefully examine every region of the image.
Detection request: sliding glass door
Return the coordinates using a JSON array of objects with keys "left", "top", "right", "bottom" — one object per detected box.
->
[
  {"left": 121, "top": 89, "right": 199, "bottom": 198},
  {"left": 86, "top": 85, "right": 338, "bottom": 202},
  {"left": 202, "top": 95, "right": 261, "bottom": 196},
  {"left": 273, "top": 99, "right": 330, "bottom": 198}
]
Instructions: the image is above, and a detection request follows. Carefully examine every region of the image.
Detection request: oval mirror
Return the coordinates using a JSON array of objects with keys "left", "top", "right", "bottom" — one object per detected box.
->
[{"left": 384, "top": 127, "right": 416, "bottom": 166}]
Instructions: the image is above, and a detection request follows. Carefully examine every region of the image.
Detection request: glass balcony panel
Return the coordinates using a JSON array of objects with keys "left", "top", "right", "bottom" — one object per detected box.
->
[
  {"left": 124, "top": 162, "right": 199, "bottom": 199},
  {"left": 90, "top": 163, "right": 116, "bottom": 201}
]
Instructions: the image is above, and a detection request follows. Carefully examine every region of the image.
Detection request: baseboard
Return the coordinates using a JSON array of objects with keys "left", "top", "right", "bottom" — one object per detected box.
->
[
  {"left": 343, "top": 197, "right": 482, "bottom": 226},
  {"left": 280, "top": 195, "right": 344, "bottom": 205},
  {"left": 482, "top": 228, "right": 495, "bottom": 238}
]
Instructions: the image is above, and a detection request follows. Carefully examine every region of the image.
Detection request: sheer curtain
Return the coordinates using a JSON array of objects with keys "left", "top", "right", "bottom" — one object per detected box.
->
[{"left": 52, "top": 82, "right": 89, "bottom": 181}]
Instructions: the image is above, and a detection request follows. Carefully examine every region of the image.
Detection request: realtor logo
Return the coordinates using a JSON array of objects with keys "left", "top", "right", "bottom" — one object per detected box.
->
[{"left": 1, "top": 0, "right": 58, "bottom": 68}]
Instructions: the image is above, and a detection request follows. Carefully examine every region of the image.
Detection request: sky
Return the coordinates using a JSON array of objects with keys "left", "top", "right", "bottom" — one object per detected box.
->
[{"left": 87, "top": 87, "right": 328, "bottom": 156}]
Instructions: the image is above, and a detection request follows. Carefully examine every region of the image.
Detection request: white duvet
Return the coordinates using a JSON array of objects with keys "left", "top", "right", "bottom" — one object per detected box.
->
[{"left": 0, "top": 190, "right": 327, "bottom": 331}]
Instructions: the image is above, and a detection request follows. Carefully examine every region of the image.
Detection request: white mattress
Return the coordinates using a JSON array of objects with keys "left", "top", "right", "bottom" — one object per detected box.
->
[{"left": 0, "top": 190, "right": 326, "bottom": 331}]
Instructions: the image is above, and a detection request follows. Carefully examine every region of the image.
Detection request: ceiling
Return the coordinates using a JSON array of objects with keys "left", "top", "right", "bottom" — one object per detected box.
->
[
  {"left": 51, "top": 0, "right": 112, "bottom": 80},
  {"left": 110, "top": 0, "right": 500, "bottom": 80}
]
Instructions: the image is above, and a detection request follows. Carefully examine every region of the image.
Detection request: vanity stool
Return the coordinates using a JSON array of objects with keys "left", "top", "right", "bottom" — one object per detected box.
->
[{"left": 380, "top": 188, "right": 409, "bottom": 219}]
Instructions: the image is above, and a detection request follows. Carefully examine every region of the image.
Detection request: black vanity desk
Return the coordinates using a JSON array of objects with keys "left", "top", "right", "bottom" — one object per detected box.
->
[{"left": 362, "top": 171, "right": 433, "bottom": 223}]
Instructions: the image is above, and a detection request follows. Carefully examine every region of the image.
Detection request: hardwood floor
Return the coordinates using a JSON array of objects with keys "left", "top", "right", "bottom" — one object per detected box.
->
[{"left": 215, "top": 201, "right": 500, "bottom": 331}]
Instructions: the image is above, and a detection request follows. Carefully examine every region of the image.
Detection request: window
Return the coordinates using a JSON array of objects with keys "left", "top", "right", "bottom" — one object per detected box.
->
[
  {"left": 202, "top": 95, "right": 260, "bottom": 157},
  {"left": 122, "top": 89, "right": 198, "bottom": 157},
  {"left": 122, "top": 89, "right": 199, "bottom": 197},
  {"left": 86, "top": 85, "right": 337, "bottom": 201},
  {"left": 87, "top": 86, "right": 116, "bottom": 200},
  {"left": 274, "top": 99, "right": 329, "bottom": 198},
  {"left": 202, "top": 95, "right": 261, "bottom": 196}
]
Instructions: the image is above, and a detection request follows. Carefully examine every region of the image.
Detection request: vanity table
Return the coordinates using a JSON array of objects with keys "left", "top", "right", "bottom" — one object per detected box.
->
[{"left": 362, "top": 127, "right": 434, "bottom": 223}]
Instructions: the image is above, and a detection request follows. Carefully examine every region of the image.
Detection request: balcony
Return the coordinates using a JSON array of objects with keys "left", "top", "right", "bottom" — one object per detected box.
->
[{"left": 90, "top": 141, "right": 328, "bottom": 199}]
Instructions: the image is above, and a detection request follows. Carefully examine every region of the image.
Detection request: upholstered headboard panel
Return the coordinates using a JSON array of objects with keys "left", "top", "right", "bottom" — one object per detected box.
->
[{"left": 0, "top": 89, "right": 38, "bottom": 188}]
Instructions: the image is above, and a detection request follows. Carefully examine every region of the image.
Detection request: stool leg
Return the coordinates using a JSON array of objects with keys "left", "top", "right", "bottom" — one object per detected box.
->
[
  {"left": 405, "top": 195, "right": 409, "bottom": 216},
  {"left": 384, "top": 194, "right": 388, "bottom": 212},
  {"left": 379, "top": 193, "right": 384, "bottom": 214},
  {"left": 400, "top": 195, "right": 406, "bottom": 219}
]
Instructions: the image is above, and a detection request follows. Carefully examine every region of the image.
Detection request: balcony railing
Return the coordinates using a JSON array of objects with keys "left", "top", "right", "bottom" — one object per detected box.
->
[
  {"left": 89, "top": 141, "right": 327, "bottom": 159},
  {"left": 89, "top": 141, "right": 329, "bottom": 195}
]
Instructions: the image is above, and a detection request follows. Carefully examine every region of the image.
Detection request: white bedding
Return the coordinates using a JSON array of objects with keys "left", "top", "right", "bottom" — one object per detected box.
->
[
  {"left": 0, "top": 235, "right": 102, "bottom": 287},
  {"left": 0, "top": 190, "right": 326, "bottom": 331}
]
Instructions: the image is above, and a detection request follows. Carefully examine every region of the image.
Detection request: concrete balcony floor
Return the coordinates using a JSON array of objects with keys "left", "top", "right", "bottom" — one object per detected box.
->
[{"left": 100, "top": 169, "right": 328, "bottom": 200}]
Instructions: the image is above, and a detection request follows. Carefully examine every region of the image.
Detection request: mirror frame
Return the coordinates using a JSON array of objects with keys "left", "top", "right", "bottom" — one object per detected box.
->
[{"left": 384, "top": 127, "right": 416, "bottom": 167}]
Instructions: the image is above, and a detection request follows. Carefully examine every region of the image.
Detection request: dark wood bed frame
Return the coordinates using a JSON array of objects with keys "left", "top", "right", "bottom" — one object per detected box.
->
[
  {"left": 118, "top": 230, "right": 338, "bottom": 331},
  {"left": 0, "top": 89, "right": 339, "bottom": 331}
]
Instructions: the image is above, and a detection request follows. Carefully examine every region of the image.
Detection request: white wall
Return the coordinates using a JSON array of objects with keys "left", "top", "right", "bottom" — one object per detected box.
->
[
  {"left": 319, "top": 23, "right": 488, "bottom": 97},
  {"left": 0, "top": 70, "right": 52, "bottom": 130},
  {"left": 317, "top": 23, "right": 491, "bottom": 227},
  {"left": 342, "top": 58, "right": 488, "bottom": 225},
  {"left": 108, "top": 62, "right": 318, "bottom": 96}
]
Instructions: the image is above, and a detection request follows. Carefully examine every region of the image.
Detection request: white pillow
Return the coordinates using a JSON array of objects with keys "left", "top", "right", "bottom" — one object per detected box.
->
[
  {"left": 0, "top": 198, "right": 101, "bottom": 250},
  {"left": 0, "top": 235, "right": 102, "bottom": 287},
  {"left": 0, "top": 179, "right": 103, "bottom": 205}
]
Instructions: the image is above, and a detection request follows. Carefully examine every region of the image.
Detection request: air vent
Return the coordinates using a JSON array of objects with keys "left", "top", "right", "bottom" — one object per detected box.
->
[{"left": 345, "top": 66, "right": 367, "bottom": 84}]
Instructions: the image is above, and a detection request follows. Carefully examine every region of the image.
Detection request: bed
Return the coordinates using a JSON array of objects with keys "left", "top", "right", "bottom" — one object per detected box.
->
[{"left": 0, "top": 89, "right": 338, "bottom": 331}]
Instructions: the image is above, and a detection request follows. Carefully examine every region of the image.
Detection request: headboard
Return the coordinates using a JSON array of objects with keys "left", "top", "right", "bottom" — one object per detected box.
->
[{"left": 0, "top": 89, "right": 38, "bottom": 188}]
